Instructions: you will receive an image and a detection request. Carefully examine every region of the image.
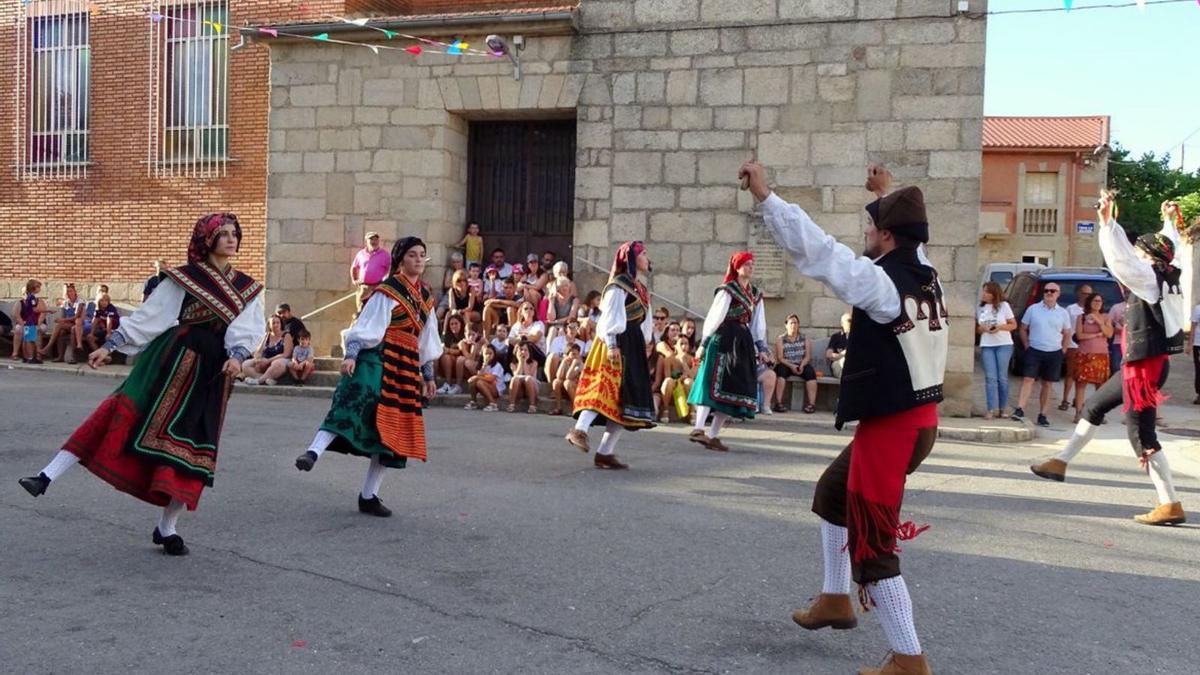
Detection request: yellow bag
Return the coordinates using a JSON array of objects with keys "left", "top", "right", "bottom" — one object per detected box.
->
[{"left": 673, "top": 382, "right": 689, "bottom": 419}]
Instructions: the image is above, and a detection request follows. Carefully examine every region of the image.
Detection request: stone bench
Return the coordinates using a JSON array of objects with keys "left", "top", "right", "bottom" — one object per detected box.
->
[{"left": 780, "top": 335, "right": 840, "bottom": 411}]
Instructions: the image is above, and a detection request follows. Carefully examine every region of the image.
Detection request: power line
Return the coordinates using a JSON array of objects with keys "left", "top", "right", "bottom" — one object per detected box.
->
[{"left": 979, "top": 0, "right": 1194, "bottom": 17}]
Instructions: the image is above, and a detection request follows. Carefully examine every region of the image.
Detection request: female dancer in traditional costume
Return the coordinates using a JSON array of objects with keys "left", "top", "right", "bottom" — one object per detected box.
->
[
  {"left": 688, "top": 251, "right": 769, "bottom": 452},
  {"left": 294, "top": 237, "right": 442, "bottom": 516},
  {"left": 18, "top": 214, "right": 265, "bottom": 556},
  {"left": 564, "top": 241, "right": 655, "bottom": 469}
]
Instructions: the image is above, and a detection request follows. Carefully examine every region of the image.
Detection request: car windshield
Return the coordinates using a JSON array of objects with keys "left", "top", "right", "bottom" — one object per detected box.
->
[
  {"left": 989, "top": 271, "right": 1014, "bottom": 287},
  {"left": 1042, "top": 279, "right": 1124, "bottom": 311}
]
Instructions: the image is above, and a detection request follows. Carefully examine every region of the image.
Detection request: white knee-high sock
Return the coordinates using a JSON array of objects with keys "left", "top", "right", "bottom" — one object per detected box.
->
[
  {"left": 157, "top": 499, "right": 186, "bottom": 537},
  {"left": 1147, "top": 452, "right": 1179, "bottom": 504},
  {"left": 41, "top": 450, "right": 80, "bottom": 482},
  {"left": 868, "top": 576, "right": 922, "bottom": 656},
  {"left": 707, "top": 412, "right": 730, "bottom": 439},
  {"left": 361, "top": 455, "right": 387, "bottom": 499},
  {"left": 307, "top": 430, "right": 337, "bottom": 457},
  {"left": 693, "top": 406, "right": 711, "bottom": 432},
  {"left": 1053, "top": 420, "right": 1098, "bottom": 463},
  {"left": 575, "top": 409, "right": 599, "bottom": 432},
  {"left": 597, "top": 421, "right": 623, "bottom": 456},
  {"left": 819, "top": 519, "right": 851, "bottom": 595}
]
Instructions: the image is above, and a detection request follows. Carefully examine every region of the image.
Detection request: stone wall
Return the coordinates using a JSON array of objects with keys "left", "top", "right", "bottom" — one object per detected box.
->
[{"left": 265, "top": 0, "right": 988, "bottom": 414}]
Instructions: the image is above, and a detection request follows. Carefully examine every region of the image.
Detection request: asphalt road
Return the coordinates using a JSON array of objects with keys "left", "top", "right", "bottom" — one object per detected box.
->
[{"left": 1, "top": 370, "right": 1197, "bottom": 674}]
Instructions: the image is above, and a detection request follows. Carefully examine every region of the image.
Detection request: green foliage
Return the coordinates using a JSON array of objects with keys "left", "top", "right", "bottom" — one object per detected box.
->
[{"left": 1106, "top": 143, "right": 1200, "bottom": 236}]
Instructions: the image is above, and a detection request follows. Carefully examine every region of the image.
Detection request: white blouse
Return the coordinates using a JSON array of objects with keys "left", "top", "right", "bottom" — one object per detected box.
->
[
  {"left": 595, "top": 285, "right": 654, "bottom": 350},
  {"left": 699, "top": 289, "right": 768, "bottom": 347},
  {"left": 106, "top": 277, "right": 265, "bottom": 361},
  {"left": 1098, "top": 217, "right": 1181, "bottom": 304},
  {"left": 344, "top": 290, "right": 444, "bottom": 364}
]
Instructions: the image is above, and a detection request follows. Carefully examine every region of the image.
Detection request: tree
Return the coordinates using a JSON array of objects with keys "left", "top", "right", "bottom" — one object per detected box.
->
[{"left": 1105, "top": 142, "right": 1200, "bottom": 237}]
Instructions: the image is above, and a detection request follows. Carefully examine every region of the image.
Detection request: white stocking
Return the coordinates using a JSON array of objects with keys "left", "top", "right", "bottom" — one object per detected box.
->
[
  {"left": 1146, "top": 452, "right": 1179, "bottom": 504},
  {"left": 361, "top": 455, "right": 387, "bottom": 499},
  {"left": 868, "top": 576, "right": 922, "bottom": 656},
  {"left": 157, "top": 499, "right": 186, "bottom": 537},
  {"left": 707, "top": 412, "right": 730, "bottom": 439},
  {"left": 1054, "top": 420, "right": 1098, "bottom": 463},
  {"left": 307, "top": 429, "right": 337, "bottom": 458},
  {"left": 575, "top": 409, "right": 599, "bottom": 433},
  {"left": 41, "top": 450, "right": 79, "bottom": 482},
  {"left": 596, "top": 421, "right": 624, "bottom": 456},
  {"left": 693, "top": 406, "right": 711, "bottom": 432},
  {"left": 819, "top": 519, "right": 851, "bottom": 595}
]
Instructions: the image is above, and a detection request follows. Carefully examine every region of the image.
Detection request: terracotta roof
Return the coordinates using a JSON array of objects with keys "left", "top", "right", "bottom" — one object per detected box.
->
[{"left": 983, "top": 116, "right": 1110, "bottom": 150}]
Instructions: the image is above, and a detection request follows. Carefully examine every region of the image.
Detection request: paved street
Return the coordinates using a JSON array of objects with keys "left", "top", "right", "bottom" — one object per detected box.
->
[{"left": 2, "top": 370, "right": 1198, "bottom": 674}]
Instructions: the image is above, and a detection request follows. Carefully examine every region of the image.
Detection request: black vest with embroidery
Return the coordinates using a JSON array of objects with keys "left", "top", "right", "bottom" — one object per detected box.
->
[
  {"left": 1124, "top": 265, "right": 1185, "bottom": 361},
  {"left": 837, "top": 248, "right": 949, "bottom": 428},
  {"left": 718, "top": 281, "right": 762, "bottom": 326},
  {"left": 164, "top": 262, "right": 262, "bottom": 330},
  {"left": 374, "top": 275, "right": 435, "bottom": 335},
  {"left": 606, "top": 274, "right": 649, "bottom": 329}
]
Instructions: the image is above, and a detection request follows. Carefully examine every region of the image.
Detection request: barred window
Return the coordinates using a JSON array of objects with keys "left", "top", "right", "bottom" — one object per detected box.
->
[
  {"left": 149, "top": 1, "right": 230, "bottom": 177},
  {"left": 15, "top": 1, "right": 91, "bottom": 180}
]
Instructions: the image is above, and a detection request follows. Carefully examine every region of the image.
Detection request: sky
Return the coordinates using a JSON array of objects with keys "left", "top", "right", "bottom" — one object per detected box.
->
[{"left": 984, "top": 0, "right": 1200, "bottom": 172}]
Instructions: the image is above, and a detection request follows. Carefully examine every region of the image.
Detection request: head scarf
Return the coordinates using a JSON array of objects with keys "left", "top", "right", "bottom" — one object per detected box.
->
[
  {"left": 188, "top": 213, "right": 242, "bottom": 264},
  {"left": 1135, "top": 232, "right": 1175, "bottom": 268},
  {"left": 610, "top": 241, "right": 646, "bottom": 281},
  {"left": 724, "top": 251, "right": 755, "bottom": 284},
  {"left": 390, "top": 236, "right": 426, "bottom": 273},
  {"left": 864, "top": 186, "right": 929, "bottom": 245}
]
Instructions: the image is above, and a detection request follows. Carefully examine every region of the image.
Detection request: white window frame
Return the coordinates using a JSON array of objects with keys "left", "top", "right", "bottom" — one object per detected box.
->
[
  {"left": 148, "top": 0, "right": 230, "bottom": 178},
  {"left": 1022, "top": 251, "right": 1053, "bottom": 267},
  {"left": 15, "top": 1, "right": 91, "bottom": 180},
  {"left": 1024, "top": 172, "right": 1058, "bottom": 206}
]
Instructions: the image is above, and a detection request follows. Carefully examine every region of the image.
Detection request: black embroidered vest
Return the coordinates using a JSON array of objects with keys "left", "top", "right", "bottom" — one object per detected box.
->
[{"left": 1124, "top": 265, "right": 1185, "bottom": 361}]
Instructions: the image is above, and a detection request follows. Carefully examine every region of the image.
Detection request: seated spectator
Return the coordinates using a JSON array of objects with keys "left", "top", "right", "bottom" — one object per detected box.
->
[
  {"left": 773, "top": 314, "right": 818, "bottom": 413},
  {"left": 241, "top": 315, "right": 293, "bottom": 385},
  {"left": 39, "top": 283, "right": 84, "bottom": 363},
  {"left": 826, "top": 312, "right": 851, "bottom": 378},
  {"left": 521, "top": 254, "right": 550, "bottom": 309},
  {"left": 540, "top": 250, "right": 557, "bottom": 271},
  {"left": 757, "top": 351, "right": 779, "bottom": 416},
  {"left": 490, "top": 324, "right": 511, "bottom": 372},
  {"left": 17, "top": 279, "right": 51, "bottom": 364},
  {"left": 543, "top": 262, "right": 579, "bottom": 348},
  {"left": 466, "top": 263, "right": 485, "bottom": 305},
  {"left": 439, "top": 269, "right": 480, "bottom": 327},
  {"left": 483, "top": 264, "right": 504, "bottom": 298},
  {"left": 583, "top": 290, "right": 602, "bottom": 324},
  {"left": 507, "top": 342, "right": 540, "bottom": 413},
  {"left": 544, "top": 321, "right": 586, "bottom": 384},
  {"left": 488, "top": 247, "right": 514, "bottom": 279},
  {"left": 508, "top": 302, "right": 546, "bottom": 371},
  {"left": 483, "top": 277, "right": 519, "bottom": 336},
  {"left": 143, "top": 260, "right": 166, "bottom": 301},
  {"left": 276, "top": 304, "right": 307, "bottom": 345},
  {"left": 85, "top": 293, "right": 120, "bottom": 355},
  {"left": 654, "top": 335, "right": 696, "bottom": 423},
  {"left": 442, "top": 251, "right": 465, "bottom": 295},
  {"left": 454, "top": 326, "right": 485, "bottom": 394},
  {"left": 465, "top": 343, "right": 506, "bottom": 411},
  {"left": 550, "top": 342, "right": 584, "bottom": 416},
  {"left": 287, "top": 330, "right": 316, "bottom": 385},
  {"left": 436, "top": 314, "right": 467, "bottom": 395},
  {"left": 656, "top": 320, "right": 681, "bottom": 360},
  {"left": 681, "top": 317, "right": 699, "bottom": 351}
]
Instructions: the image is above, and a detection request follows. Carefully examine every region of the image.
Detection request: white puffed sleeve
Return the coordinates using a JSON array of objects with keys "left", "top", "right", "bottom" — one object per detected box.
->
[
  {"left": 343, "top": 292, "right": 397, "bottom": 360},
  {"left": 751, "top": 298, "right": 768, "bottom": 351},
  {"left": 640, "top": 302, "right": 654, "bottom": 345},
  {"left": 104, "top": 278, "right": 186, "bottom": 355},
  {"left": 418, "top": 311, "right": 444, "bottom": 364},
  {"left": 700, "top": 290, "right": 731, "bottom": 340},
  {"left": 594, "top": 286, "right": 628, "bottom": 348},
  {"left": 224, "top": 295, "right": 266, "bottom": 362},
  {"left": 1099, "top": 218, "right": 1160, "bottom": 304}
]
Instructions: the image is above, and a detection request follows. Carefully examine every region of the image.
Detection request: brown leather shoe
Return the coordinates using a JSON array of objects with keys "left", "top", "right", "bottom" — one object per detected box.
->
[
  {"left": 791, "top": 593, "right": 857, "bottom": 630},
  {"left": 565, "top": 429, "right": 590, "bottom": 453},
  {"left": 1133, "top": 501, "right": 1186, "bottom": 526},
  {"left": 859, "top": 652, "right": 932, "bottom": 675},
  {"left": 687, "top": 429, "right": 708, "bottom": 445},
  {"left": 706, "top": 436, "right": 730, "bottom": 452},
  {"left": 1030, "top": 458, "right": 1067, "bottom": 482},
  {"left": 593, "top": 453, "right": 628, "bottom": 470}
]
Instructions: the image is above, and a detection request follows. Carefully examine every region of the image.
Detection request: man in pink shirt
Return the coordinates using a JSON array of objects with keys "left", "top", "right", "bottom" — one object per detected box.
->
[{"left": 351, "top": 231, "right": 391, "bottom": 313}]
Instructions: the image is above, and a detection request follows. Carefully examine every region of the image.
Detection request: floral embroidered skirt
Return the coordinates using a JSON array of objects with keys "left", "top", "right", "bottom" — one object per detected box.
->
[
  {"left": 572, "top": 324, "right": 655, "bottom": 431},
  {"left": 688, "top": 320, "right": 758, "bottom": 419}
]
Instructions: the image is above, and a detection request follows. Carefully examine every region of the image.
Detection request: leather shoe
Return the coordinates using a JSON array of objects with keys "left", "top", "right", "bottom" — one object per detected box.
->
[
  {"left": 1030, "top": 458, "right": 1067, "bottom": 482},
  {"left": 160, "top": 534, "right": 189, "bottom": 556},
  {"left": 859, "top": 652, "right": 932, "bottom": 675},
  {"left": 792, "top": 593, "right": 857, "bottom": 630},
  {"left": 565, "top": 429, "right": 590, "bottom": 453},
  {"left": 1133, "top": 501, "right": 1186, "bottom": 526},
  {"left": 593, "top": 453, "right": 628, "bottom": 470},
  {"left": 295, "top": 450, "right": 318, "bottom": 472},
  {"left": 358, "top": 495, "right": 393, "bottom": 517},
  {"left": 152, "top": 528, "right": 164, "bottom": 545},
  {"left": 18, "top": 473, "right": 50, "bottom": 497}
]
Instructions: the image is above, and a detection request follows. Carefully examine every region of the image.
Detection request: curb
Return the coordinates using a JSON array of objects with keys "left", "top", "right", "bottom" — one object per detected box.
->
[{"left": 5, "top": 362, "right": 1038, "bottom": 443}]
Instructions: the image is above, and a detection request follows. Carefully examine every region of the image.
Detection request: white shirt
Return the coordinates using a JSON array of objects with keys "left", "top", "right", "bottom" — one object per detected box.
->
[
  {"left": 1099, "top": 216, "right": 1186, "bottom": 340},
  {"left": 595, "top": 285, "right": 654, "bottom": 350},
  {"left": 344, "top": 290, "right": 443, "bottom": 364},
  {"left": 510, "top": 320, "right": 546, "bottom": 352},
  {"left": 108, "top": 277, "right": 265, "bottom": 360},
  {"left": 1191, "top": 304, "right": 1200, "bottom": 348},
  {"left": 482, "top": 360, "right": 508, "bottom": 395},
  {"left": 1065, "top": 303, "right": 1085, "bottom": 349},
  {"left": 699, "top": 288, "right": 768, "bottom": 347},
  {"left": 1021, "top": 301, "right": 1072, "bottom": 352},
  {"left": 548, "top": 335, "right": 587, "bottom": 356},
  {"left": 977, "top": 302, "right": 1015, "bottom": 347}
]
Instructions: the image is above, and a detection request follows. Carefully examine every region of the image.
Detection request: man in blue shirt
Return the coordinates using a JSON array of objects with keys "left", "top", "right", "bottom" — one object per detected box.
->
[{"left": 1012, "top": 283, "right": 1072, "bottom": 426}]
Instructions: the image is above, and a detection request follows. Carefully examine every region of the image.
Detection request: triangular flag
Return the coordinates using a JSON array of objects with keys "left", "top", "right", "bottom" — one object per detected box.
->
[
  {"left": 405, "top": 45, "right": 422, "bottom": 55},
  {"left": 149, "top": 10, "right": 164, "bottom": 22},
  {"left": 1136, "top": 0, "right": 1146, "bottom": 8},
  {"left": 448, "top": 39, "right": 467, "bottom": 55},
  {"left": 382, "top": 30, "right": 397, "bottom": 39},
  {"left": 260, "top": 28, "right": 278, "bottom": 37},
  {"left": 313, "top": 33, "right": 330, "bottom": 41},
  {"left": 1064, "top": 0, "right": 1072, "bottom": 9},
  {"left": 365, "top": 44, "right": 379, "bottom": 55},
  {"left": 349, "top": 18, "right": 370, "bottom": 26},
  {"left": 204, "top": 20, "right": 224, "bottom": 33}
]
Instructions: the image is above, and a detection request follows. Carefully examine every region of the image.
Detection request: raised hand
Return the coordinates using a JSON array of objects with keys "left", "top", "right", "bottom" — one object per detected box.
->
[{"left": 865, "top": 164, "right": 893, "bottom": 197}]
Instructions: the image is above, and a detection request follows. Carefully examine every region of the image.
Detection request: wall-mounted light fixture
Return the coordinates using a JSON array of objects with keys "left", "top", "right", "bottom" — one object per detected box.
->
[{"left": 486, "top": 34, "right": 524, "bottom": 81}]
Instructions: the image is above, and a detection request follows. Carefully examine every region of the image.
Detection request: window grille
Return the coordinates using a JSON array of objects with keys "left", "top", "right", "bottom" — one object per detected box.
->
[
  {"left": 148, "top": 0, "right": 230, "bottom": 177},
  {"left": 14, "top": 0, "right": 91, "bottom": 180}
]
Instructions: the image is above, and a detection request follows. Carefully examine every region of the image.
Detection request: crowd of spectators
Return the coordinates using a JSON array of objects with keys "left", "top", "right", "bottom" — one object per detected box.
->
[{"left": 6, "top": 280, "right": 119, "bottom": 365}]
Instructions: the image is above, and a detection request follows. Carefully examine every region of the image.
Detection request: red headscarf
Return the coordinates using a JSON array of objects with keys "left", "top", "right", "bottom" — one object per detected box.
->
[
  {"left": 610, "top": 241, "right": 646, "bottom": 281},
  {"left": 188, "top": 213, "right": 242, "bottom": 265},
  {"left": 724, "top": 251, "right": 754, "bottom": 284}
]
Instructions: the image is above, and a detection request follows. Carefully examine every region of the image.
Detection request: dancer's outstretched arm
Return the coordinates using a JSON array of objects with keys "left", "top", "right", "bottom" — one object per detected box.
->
[
  {"left": 1096, "top": 194, "right": 1159, "bottom": 304},
  {"left": 100, "top": 278, "right": 186, "bottom": 355},
  {"left": 225, "top": 295, "right": 266, "bottom": 363}
]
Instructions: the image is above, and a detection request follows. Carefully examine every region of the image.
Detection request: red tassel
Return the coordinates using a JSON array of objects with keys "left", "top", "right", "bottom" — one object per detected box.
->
[{"left": 846, "top": 491, "right": 930, "bottom": 564}]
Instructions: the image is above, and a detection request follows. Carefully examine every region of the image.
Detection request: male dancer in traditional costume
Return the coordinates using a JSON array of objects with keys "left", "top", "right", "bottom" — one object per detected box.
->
[
  {"left": 295, "top": 237, "right": 441, "bottom": 517},
  {"left": 742, "top": 161, "right": 946, "bottom": 675},
  {"left": 1029, "top": 199, "right": 1189, "bottom": 525},
  {"left": 564, "top": 241, "right": 656, "bottom": 469},
  {"left": 688, "top": 251, "right": 769, "bottom": 451},
  {"left": 19, "top": 214, "right": 265, "bottom": 556}
]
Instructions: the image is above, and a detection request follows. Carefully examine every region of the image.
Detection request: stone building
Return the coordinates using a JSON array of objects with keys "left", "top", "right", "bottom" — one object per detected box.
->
[
  {"left": 260, "top": 0, "right": 988, "bottom": 413},
  {"left": 979, "top": 116, "right": 1110, "bottom": 270}
]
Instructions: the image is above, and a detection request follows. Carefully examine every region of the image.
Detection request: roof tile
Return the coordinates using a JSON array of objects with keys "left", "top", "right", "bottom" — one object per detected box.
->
[{"left": 983, "top": 116, "right": 1110, "bottom": 150}]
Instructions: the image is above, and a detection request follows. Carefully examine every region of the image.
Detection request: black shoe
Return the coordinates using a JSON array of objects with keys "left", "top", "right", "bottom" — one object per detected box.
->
[
  {"left": 18, "top": 473, "right": 50, "bottom": 497},
  {"left": 1036, "top": 414, "right": 1051, "bottom": 427},
  {"left": 1010, "top": 407, "right": 1024, "bottom": 421},
  {"left": 160, "top": 534, "right": 189, "bottom": 556},
  {"left": 152, "top": 528, "right": 164, "bottom": 545},
  {"left": 358, "top": 495, "right": 392, "bottom": 517},
  {"left": 295, "top": 450, "right": 318, "bottom": 472}
]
